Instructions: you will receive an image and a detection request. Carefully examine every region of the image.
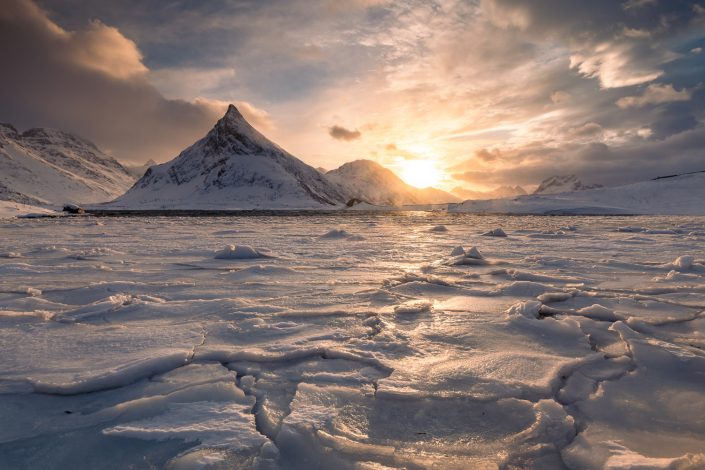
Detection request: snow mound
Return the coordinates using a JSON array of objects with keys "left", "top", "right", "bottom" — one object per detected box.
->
[
  {"left": 482, "top": 228, "right": 507, "bottom": 237},
  {"left": 214, "top": 245, "right": 269, "bottom": 260},
  {"left": 448, "top": 246, "right": 489, "bottom": 265},
  {"left": 319, "top": 228, "right": 362, "bottom": 240},
  {"left": 450, "top": 246, "right": 465, "bottom": 256},
  {"left": 577, "top": 304, "right": 621, "bottom": 321},
  {"left": 671, "top": 255, "right": 694, "bottom": 271},
  {"left": 506, "top": 300, "right": 542, "bottom": 319},
  {"left": 394, "top": 300, "right": 434, "bottom": 314}
]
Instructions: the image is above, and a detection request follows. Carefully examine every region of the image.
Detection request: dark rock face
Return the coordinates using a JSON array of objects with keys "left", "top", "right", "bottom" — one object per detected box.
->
[{"left": 62, "top": 204, "right": 85, "bottom": 214}]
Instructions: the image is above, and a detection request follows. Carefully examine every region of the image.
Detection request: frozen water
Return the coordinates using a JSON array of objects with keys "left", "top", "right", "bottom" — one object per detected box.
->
[
  {"left": 1, "top": 213, "right": 704, "bottom": 469},
  {"left": 214, "top": 244, "right": 270, "bottom": 260},
  {"left": 482, "top": 227, "right": 507, "bottom": 237}
]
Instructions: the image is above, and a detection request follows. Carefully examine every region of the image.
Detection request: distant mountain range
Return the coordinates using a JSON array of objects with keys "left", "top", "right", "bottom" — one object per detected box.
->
[
  {"left": 3, "top": 107, "right": 680, "bottom": 213},
  {"left": 327, "top": 160, "right": 459, "bottom": 206},
  {"left": 102, "top": 106, "right": 460, "bottom": 210},
  {"left": 533, "top": 174, "right": 602, "bottom": 194},
  {"left": 451, "top": 185, "right": 527, "bottom": 200},
  {"left": 451, "top": 171, "right": 705, "bottom": 215},
  {"left": 0, "top": 123, "right": 134, "bottom": 206}
]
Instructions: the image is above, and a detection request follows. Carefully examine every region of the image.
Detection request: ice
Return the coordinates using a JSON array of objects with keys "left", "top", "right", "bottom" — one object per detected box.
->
[
  {"left": 670, "top": 255, "right": 694, "bottom": 271},
  {"left": 449, "top": 246, "right": 465, "bottom": 256},
  {"left": 429, "top": 224, "right": 448, "bottom": 232},
  {"left": 482, "top": 227, "right": 507, "bottom": 237},
  {"left": 1, "top": 213, "right": 705, "bottom": 468},
  {"left": 319, "top": 228, "right": 363, "bottom": 240},
  {"left": 214, "top": 244, "right": 270, "bottom": 259},
  {"left": 393, "top": 300, "right": 433, "bottom": 314}
]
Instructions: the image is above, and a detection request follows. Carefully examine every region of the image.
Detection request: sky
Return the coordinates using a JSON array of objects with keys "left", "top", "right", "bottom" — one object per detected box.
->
[{"left": 1, "top": 0, "right": 704, "bottom": 192}]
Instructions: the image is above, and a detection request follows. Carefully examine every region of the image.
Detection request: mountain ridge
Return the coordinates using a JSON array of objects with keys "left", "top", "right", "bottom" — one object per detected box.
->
[
  {"left": 327, "top": 159, "right": 459, "bottom": 206},
  {"left": 0, "top": 123, "right": 135, "bottom": 206},
  {"left": 107, "top": 105, "right": 347, "bottom": 209}
]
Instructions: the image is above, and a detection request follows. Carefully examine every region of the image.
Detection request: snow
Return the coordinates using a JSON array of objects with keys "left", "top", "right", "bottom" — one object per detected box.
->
[
  {"left": 451, "top": 172, "right": 705, "bottom": 215},
  {"left": 483, "top": 227, "right": 507, "bottom": 237},
  {"left": 103, "top": 105, "right": 346, "bottom": 210},
  {"left": 429, "top": 224, "right": 448, "bottom": 232},
  {"left": 326, "top": 159, "right": 458, "bottom": 206},
  {"left": 0, "top": 124, "right": 135, "bottom": 206},
  {"left": 534, "top": 174, "right": 602, "bottom": 194},
  {"left": 1, "top": 213, "right": 705, "bottom": 468},
  {"left": 0, "top": 200, "right": 59, "bottom": 219},
  {"left": 214, "top": 244, "right": 270, "bottom": 259}
]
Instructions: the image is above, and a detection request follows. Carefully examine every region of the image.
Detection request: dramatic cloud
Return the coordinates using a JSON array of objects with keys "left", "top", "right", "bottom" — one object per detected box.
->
[
  {"left": 328, "top": 125, "right": 361, "bottom": 141},
  {"left": 617, "top": 84, "right": 692, "bottom": 108},
  {"left": 4, "top": 0, "right": 705, "bottom": 189},
  {"left": 0, "top": 0, "right": 225, "bottom": 163}
]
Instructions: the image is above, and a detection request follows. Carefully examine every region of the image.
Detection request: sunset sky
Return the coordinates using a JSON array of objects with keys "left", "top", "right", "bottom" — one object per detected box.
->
[{"left": 1, "top": 0, "right": 704, "bottom": 191}]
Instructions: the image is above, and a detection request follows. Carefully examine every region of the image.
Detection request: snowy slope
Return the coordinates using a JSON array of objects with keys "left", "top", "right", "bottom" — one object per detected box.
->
[
  {"left": 533, "top": 174, "right": 601, "bottom": 194},
  {"left": 327, "top": 159, "right": 459, "bottom": 206},
  {"left": 0, "top": 124, "right": 135, "bottom": 206},
  {"left": 124, "top": 159, "right": 156, "bottom": 179},
  {"left": 105, "top": 105, "right": 346, "bottom": 210},
  {"left": 452, "top": 185, "right": 527, "bottom": 200},
  {"left": 0, "top": 200, "right": 59, "bottom": 219},
  {"left": 451, "top": 172, "right": 705, "bottom": 215}
]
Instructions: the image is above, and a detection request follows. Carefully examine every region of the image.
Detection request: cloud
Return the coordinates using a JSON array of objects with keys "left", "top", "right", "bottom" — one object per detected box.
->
[
  {"left": 622, "top": 0, "right": 658, "bottom": 11},
  {"left": 3, "top": 0, "right": 705, "bottom": 188},
  {"left": 328, "top": 125, "right": 361, "bottom": 141},
  {"left": 149, "top": 67, "right": 237, "bottom": 100},
  {"left": 616, "top": 83, "right": 692, "bottom": 108},
  {"left": 0, "top": 0, "right": 230, "bottom": 163},
  {"left": 550, "top": 91, "right": 571, "bottom": 104},
  {"left": 569, "top": 42, "right": 667, "bottom": 88}
]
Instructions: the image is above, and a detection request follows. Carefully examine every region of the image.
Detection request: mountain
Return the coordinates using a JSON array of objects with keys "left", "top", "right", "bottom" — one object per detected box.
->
[
  {"left": 450, "top": 172, "right": 705, "bottom": 215},
  {"left": 105, "top": 105, "right": 346, "bottom": 210},
  {"left": 451, "top": 185, "right": 526, "bottom": 200},
  {"left": 533, "top": 175, "right": 602, "bottom": 195},
  {"left": 125, "top": 159, "right": 157, "bottom": 179},
  {"left": 326, "top": 159, "right": 459, "bottom": 206},
  {"left": 0, "top": 123, "right": 135, "bottom": 206}
]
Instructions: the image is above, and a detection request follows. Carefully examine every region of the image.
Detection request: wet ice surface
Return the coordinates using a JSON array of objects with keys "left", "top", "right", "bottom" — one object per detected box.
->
[{"left": 1, "top": 213, "right": 704, "bottom": 469}]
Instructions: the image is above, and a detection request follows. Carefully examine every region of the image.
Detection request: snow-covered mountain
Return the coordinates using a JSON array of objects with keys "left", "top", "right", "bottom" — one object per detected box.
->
[
  {"left": 0, "top": 123, "right": 135, "bottom": 206},
  {"left": 326, "top": 159, "right": 459, "bottom": 206},
  {"left": 125, "top": 159, "right": 157, "bottom": 179},
  {"left": 451, "top": 185, "right": 526, "bottom": 200},
  {"left": 105, "top": 105, "right": 347, "bottom": 210},
  {"left": 533, "top": 174, "right": 601, "bottom": 194},
  {"left": 450, "top": 172, "right": 705, "bottom": 215}
]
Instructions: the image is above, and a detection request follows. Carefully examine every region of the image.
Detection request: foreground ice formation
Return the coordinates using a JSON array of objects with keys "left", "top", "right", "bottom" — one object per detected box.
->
[
  {"left": 214, "top": 244, "right": 269, "bottom": 259},
  {"left": 1, "top": 213, "right": 705, "bottom": 469},
  {"left": 482, "top": 227, "right": 507, "bottom": 237}
]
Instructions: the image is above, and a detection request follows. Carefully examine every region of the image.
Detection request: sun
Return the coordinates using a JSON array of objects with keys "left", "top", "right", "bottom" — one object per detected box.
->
[{"left": 399, "top": 159, "right": 443, "bottom": 188}]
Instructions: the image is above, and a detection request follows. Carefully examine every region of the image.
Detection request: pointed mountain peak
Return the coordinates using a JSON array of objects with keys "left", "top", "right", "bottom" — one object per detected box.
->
[
  {"left": 200, "top": 103, "right": 279, "bottom": 155},
  {"left": 223, "top": 104, "right": 245, "bottom": 122}
]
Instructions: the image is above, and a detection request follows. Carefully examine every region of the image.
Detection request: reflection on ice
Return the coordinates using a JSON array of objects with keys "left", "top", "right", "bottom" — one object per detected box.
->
[{"left": 1, "top": 213, "right": 704, "bottom": 469}]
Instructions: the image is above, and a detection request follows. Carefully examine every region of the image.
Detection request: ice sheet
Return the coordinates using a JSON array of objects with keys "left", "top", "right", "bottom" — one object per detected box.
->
[{"left": 1, "top": 213, "right": 704, "bottom": 469}]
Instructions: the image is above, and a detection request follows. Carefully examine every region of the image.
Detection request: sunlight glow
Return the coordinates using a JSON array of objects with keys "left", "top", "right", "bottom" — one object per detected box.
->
[{"left": 399, "top": 159, "right": 443, "bottom": 188}]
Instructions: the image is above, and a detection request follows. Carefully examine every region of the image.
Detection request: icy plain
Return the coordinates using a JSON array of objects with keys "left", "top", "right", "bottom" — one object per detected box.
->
[{"left": 1, "top": 213, "right": 704, "bottom": 469}]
